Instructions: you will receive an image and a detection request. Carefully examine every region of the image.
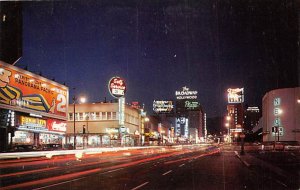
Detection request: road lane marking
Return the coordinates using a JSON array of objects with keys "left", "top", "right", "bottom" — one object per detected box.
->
[
  {"left": 179, "top": 164, "right": 185, "bottom": 167},
  {"left": 275, "top": 180, "right": 287, "bottom": 187},
  {"left": 162, "top": 170, "right": 172, "bottom": 176},
  {"left": 131, "top": 182, "right": 149, "bottom": 190},
  {"left": 242, "top": 160, "right": 250, "bottom": 167},
  {"left": 104, "top": 168, "right": 124, "bottom": 174},
  {"left": 0, "top": 166, "right": 59, "bottom": 178},
  {"left": 32, "top": 177, "right": 87, "bottom": 190}
]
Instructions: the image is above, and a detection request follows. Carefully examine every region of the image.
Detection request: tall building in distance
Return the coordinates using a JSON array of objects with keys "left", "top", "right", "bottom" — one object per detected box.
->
[
  {"left": 0, "top": 1, "right": 22, "bottom": 64},
  {"left": 226, "top": 88, "right": 245, "bottom": 139},
  {"left": 244, "top": 106, "right": 260, "bottom": 134}
]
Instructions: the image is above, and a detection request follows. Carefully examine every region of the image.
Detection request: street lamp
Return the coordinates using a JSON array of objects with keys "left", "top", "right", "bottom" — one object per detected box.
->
[
  {"left": 73, "top": 95, "right": 87, "bottom": 150},
  {"left": 226, "top": 116, "right": 231, "bottom": 143},
  {"left": 144, "top": 117, "right": 150, "bottom": 146}
]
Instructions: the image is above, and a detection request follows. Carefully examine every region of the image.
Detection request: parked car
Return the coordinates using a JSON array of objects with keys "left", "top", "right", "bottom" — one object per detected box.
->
[
  {"left": 41, "top": 144, "right": 63, "bottom": 151},
  {"left": 10, "top": 145, "right": 37, "bottom": 152}
]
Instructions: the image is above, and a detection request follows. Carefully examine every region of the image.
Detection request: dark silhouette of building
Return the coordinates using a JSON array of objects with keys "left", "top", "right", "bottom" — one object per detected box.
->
[
  {"left": 0, "top": 1, "right": 22, "bottom": 64},
  {"left": 244, "top": 106, "right": 260, "bottom": 134}
]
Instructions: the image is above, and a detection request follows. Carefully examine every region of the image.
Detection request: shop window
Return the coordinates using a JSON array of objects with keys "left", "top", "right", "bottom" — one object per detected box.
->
[{"left": 69, "top": 113, "right": 73, "bottom": 121}]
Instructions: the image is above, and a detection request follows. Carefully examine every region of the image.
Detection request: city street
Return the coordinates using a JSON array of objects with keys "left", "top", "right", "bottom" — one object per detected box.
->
[{"left": 0, "top": 145, "right": 299, "bottom": 190}]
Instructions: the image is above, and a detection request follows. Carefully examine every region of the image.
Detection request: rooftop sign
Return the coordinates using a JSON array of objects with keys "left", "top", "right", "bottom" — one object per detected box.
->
[
  {"left": 227, "top": 88, "right": 244, "bottom": 104},
  {"left": 108, "top": 76, "right": 126, "bottom": 98},
  {"left": 175, "top": 86, "right": 197, "bottom": 100}
]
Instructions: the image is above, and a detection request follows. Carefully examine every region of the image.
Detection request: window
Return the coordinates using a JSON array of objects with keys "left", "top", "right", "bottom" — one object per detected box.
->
[
  {"left": 102, "top": 112, "right": 107, "bottom": 120},
  {"left": 95, "top": 112, "right": 100, "bottom": 120},
  {"left": 112, "top": 112, "right": 116, "bottom": 120},
  {"left": 107, "top": 112, "right": 112, "bottom": 120},
  {"left": 79, "top": 113, "right": 83, "bottom": 120}
]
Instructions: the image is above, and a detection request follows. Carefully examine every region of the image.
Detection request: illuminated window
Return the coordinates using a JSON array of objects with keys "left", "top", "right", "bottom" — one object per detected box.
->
[
  {"left": 96, "top": 112, "right": 100, "bottom": 120},
  {"left": 79, "top": 113, "right": 83, "bottom": 120},
  {"left": 107, "top": 112, "right": 112, "bottom": 120},
  {"left": 102, "top": 112, "right": 107, "bottom": 120},
  {"left": 112, "top": 112, "right": 117, "bottom": 120}
]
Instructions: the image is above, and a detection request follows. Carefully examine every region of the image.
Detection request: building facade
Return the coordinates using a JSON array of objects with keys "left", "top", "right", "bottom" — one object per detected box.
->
[
  {"left": 244, "top": 106, "right": 260, "bottom": 134},
  {"left": 65, "top": 102, "right": 142, "bottom": 148},
  {"left": 262, "top": 87, "right": 300, "bottom": 142},
  {"left": 0, "top": 61, "right": 68, "bottom": 152}
]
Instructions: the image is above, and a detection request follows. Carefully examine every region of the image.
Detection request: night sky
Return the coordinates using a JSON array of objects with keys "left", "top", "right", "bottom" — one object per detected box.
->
[{"left": 18, "top": 0, "right": 299, "bottom": 118}]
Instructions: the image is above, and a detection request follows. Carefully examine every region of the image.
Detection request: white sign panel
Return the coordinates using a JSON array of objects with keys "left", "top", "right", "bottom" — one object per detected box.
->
[
  {"left": 227, "top": 88, "right": 244, "bottom": 103},
  {"left": 153, "top": 100, "right": 174, "bottom": 113}
]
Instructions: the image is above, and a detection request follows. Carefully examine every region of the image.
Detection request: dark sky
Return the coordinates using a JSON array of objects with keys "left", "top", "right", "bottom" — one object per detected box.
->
[{"left": 18, "top": 0, "right": 299, "bottom": 118}]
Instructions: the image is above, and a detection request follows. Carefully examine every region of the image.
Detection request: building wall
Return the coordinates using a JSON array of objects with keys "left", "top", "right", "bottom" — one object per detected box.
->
[
  {"left": 67, "top": 103, "right": 141, "bottom": 135},
  {"left": 262, "top": 87, "right": 300, "bottom": 142},
  {"left": 227, "top": 104, "right": 244, "bottom": 128}
]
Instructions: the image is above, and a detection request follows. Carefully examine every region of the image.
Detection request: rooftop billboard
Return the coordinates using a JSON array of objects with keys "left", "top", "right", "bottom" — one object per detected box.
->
[
  {"left": 0, "top": 61, "right": 69, "bottom": 120},
  {"left": 227, "top": 88, "right": 244, "bottom": 104}
]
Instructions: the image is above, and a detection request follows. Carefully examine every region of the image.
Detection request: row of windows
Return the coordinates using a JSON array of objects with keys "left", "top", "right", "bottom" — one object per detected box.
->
[
  {"left": 69, "top": 112, "right": 117, "bottom": 121},
  {"left": 68, "top": 112, "right": 139, "bottom": 125}
]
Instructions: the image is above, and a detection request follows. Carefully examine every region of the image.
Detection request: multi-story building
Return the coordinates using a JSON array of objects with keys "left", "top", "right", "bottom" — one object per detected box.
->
[
  {"left": 65, "top": 102, "right": 142, "bottom": 148},
  {"left": 262, "top": 87, "right": 300, "bottom": 142},
  {"left": 244, "top": 106, "right": 260, "bottom": 134},
  {"left": 227, "top": 104, "right": 244, "bottom": 129},
  {"left": 0, "top": 61, "right": 68, "bottom": 152}
]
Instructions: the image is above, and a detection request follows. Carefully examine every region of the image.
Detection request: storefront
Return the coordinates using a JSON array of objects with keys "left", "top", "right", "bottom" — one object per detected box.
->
[
  {"left": 0, "top": 61, "right": 68, "bottom": 152},
  {"left": 12, "top": 115, "right": 66, "bottom": 146}
]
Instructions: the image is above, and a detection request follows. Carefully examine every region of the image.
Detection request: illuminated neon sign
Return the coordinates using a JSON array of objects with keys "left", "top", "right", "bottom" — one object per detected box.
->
[
  {"left": 175, "top": 86, "right": 197, "bottom": 100},
  {"left": 184, "top": 100, "right": 199, "bottom": 110},
  {"left": 108, "top": 76, "right": 126, "bottom": 98},
  {"left": 153, "top": 100, "right": 174, "bottom": 113},
  {"left": 227, "top": 88, "right": 244, "bottom": 103}
]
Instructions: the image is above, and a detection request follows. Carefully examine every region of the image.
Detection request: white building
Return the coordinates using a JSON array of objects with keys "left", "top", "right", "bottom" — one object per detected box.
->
[
  {"left": 262, "top": 87, "right": 300, "bottom": 142},
  {"left": 65, "top": 102, "right": 142, "bottom": 148}
]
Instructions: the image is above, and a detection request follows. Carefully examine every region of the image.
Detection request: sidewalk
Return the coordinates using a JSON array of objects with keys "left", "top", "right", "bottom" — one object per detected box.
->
[{"left": 234, "top": 150, "right": 298, "bottom": 188}]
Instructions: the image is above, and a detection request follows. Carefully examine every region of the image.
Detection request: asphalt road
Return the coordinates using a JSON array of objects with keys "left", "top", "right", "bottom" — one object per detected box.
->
[{"left": 0, "top": 145, "right": 298, "bottom": 190}]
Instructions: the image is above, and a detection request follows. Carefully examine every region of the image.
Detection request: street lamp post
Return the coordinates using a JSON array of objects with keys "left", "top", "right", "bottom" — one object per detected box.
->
[
  {"left": 72, "top": 95, "right": 87, "bottom": 150},
  {"left": 226, "top": 116, "right": 231, "bottom": 143},
  {"left": 73, "top": 96, "right": 76, "bottom": 149}
]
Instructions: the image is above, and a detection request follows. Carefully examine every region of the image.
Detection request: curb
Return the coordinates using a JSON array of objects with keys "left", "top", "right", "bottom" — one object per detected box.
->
[{"left": 234, "top": 151, "right": 251, "bottom": 167}]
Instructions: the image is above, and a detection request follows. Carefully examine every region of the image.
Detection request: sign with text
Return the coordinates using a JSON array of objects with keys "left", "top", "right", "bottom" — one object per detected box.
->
[
  {"left": 227, "top": 88, "right": 244, "bottom": 104},
  {"left": 47, "top": 119, "right": 67, "bottom": 132},
  {"left": 108, "top": 76, "right": 126, "bottom": 98},
  {"left": 175, "top": 86, "right": 197, "bottom": 100},
  {"left": 153, "top": 100, "right": 174, "bottom": 113},
  {"left": 184, "top": 100, "right": 199, "bottom": 110},
  {"left": 0, "top": 61, "right": 68, "bottom": 120}
]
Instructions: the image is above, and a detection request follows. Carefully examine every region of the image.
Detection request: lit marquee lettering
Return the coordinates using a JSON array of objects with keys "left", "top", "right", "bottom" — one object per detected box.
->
[
  {"left": 108, "top": 77, "right": 126, "bottom": 98},
  {"left": 185, "top": 100, "right": 199, "bottom": 109},
  {"left": 227, "top": 88, "right": 244, "bottom": 103},
  {"left": 175, "top": 86, "right": 198, "bottom": 100},
  {"left": 153, "top": 100, "right": 174, "bottom": 113}
]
